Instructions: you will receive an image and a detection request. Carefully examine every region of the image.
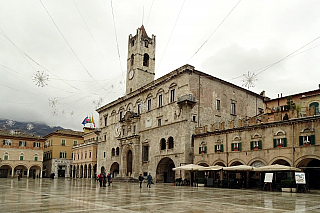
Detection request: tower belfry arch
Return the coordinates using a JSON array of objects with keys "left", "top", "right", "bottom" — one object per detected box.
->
[{"left": 126, "top": 25, "right": 156, "bottom": 94}]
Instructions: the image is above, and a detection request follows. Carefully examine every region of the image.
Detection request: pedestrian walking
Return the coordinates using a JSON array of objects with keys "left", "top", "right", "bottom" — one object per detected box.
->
[
  {"left": 107, "top": 173, "right": 112, "bottom": 186},
  {"left": 103, "top": 172, "right": 107, "bottom": 187},
  {"left": 98, "top": 172, "right": 104, "bottom": 187},
  {"left": 147, "top": 173, "right": 153, "bottom": 188},
  {"left": 139, "top": 174, "right": 144, "bottom": 188}
]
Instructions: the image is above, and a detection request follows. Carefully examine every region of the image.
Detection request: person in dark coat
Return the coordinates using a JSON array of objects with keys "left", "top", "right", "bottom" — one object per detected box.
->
[
  {"left": 139, "top": 174, "right": 144, "bottom": 188},
  {"left": 147, "top": 173, "right": 153, "bottom": 188},
  {"left": 103, "top": 172, "right": 107, "bottom": 187},
  {"left": 99, "top": 172, "right": 104, "bottom": 187},
  {"left": 107, "top": 173, "right": 112, "bottom": 186}
]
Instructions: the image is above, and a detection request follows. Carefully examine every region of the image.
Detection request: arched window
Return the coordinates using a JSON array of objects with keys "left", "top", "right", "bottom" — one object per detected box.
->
[
  {"left": 131, "top": 54, "right": 134, "bottom": 66},
  {"left": 111, "top": 148, "right": 115, "bottom": 157},
  {"left": 116, "top": 147, "right": 119, "bottom": 156},
  {"left": 160, "top": 138, "right": 166, "bottom": 150},
  {"left": 309, "top": 102, "right": 319, "bottom": 115},
  {"left": 143, "top": 53, "right": 149, "bottom": 67},
  {"left": 168, "top": 137, "right": 174, "bottom": 149},
  {"left": 132, "top": 40, "right": 135, "bottom": 46},
  {"left": 144, "top": 40, "right": 148, "bottom": 48}
]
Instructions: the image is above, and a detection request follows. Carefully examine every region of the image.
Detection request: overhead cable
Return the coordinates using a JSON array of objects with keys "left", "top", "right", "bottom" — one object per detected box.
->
[{"left": 187, "top": 0, "right": 242, "bottom": 62}]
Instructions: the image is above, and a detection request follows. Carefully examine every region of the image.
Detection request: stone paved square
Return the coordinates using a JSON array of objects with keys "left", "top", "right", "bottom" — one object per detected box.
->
[{"left": 0, "top": 178, "right": 320, "bottom": 212}]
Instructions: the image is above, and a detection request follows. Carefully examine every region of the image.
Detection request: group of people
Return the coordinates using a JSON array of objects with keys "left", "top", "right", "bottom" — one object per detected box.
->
[
  {"left": 139, "top": 173, "right": 153, "bottom": 188},
  {"left": 98, "top": 172, "right": 154, "bottom": 188},
  {"left": 98, "top": 172, "right": 112, "bottom": 187}
]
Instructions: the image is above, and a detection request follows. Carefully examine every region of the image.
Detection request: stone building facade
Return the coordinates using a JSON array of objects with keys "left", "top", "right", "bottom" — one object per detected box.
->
[
  {"left": 43, "top": 130, "right": 83, "bottom": 178},
  {"left": 264, "top": 86, "right": 320, "bottom": 122},
  {"left": 71, "top": 127, "right": 98, "bottom": 178},
  {"left": 0, "top": 130, "right": 45, "bottom": 178},
  {"left": 96, "top": 26, "right": 264, "bottom": 182},
  {"left": 194, "top": 114, "right": 320, "bottom": 189}
]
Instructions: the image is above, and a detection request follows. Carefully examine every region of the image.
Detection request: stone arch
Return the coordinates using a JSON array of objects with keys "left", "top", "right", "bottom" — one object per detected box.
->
[
  {"left": 301, "top": 127, "right": 314, "bottom": 133},
  {"left": 309, "top": 102, "right": 319, "bottom": 115},
  {"left": 213, "top": 161, "right": 226, "bottom": 167},
  {"left": 296, "top": 155, "right": 320, "bottom": 167},
  {"left": 156, "top": 88, "right": 164, "bottom": 96},
  {"left": 143, "top": 53, "right": 149, "bottom": 67},
  {"left": 146, "top": 93, "right": 153, "bottom": 99},
  {"left": 100, "top": 166, "right": 105, "bottom": 174},
  {"left": 111, "top": 110, "right": 116, "bottom": 116},
  {"left": 168, "top": 137, "right": 174, "bottom": 149},
  {"left": 122, "top": 145, "right": 134, "bottom": 177},
  {"left": 169, "top": 82, "right": 177, "bottom": 88},
  {"left": 0, "top": 164, "right": 13, "bottom": 178},
  {"left": 229, "top": 159, "right": 245, "bottom": 166},
  {"left": 131, "top": 54, "right": 134, "bottom": 66},
  {"left": 296, "top": 156, "right": 320, "bottom": 189},
  {"left": 160, "top": 138, "right": 166, "bottom": 150},
  {"left": 126, "top": 102, "right": 134, "bottom": 112},
  {"left": 116, "top": 147, "right": 119, "bottom": 156},
  {"left": 274, "top": 129, "right": 286, "bottom": 136},
  {"left": 270, "top": 156, "right": 291, "bottom": 166},
  {"left": 233, "top": 136, "right": 241, "bottom": 141},
  {"left": 251, "top": 132, "right": 262, "bottom": 139},
  {"left": 14, "top": 164, "right": 28, "bottom": 178},
  {"left": 195, "top": 160, "right": 210, "bottom": 166},
  {"left": 28, "top": 165, "right": 41, "bottom": 178},
  {"left": 110, "top": 162, "right": 119, "bottom": 178},
  {"left": 247, "top": 158, "right": 267, "bottom": 167},
  {"left": 156, "top": 157, "right": 175, "bottom": 183}
]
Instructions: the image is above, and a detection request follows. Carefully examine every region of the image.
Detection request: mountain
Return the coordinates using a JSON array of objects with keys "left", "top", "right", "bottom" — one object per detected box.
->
[{"left": 0, "top": 119, "right": 67, "bottom": 137}]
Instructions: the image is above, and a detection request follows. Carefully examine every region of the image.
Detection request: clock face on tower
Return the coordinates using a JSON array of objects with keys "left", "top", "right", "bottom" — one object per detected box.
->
[{"left": 128, "top": 69, "right": 134, "bottom": 80}]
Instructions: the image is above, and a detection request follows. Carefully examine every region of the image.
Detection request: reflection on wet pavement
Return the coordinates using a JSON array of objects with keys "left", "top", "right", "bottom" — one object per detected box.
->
[{"left": 0, "top": 178, "right": 320, "bottom": 212}]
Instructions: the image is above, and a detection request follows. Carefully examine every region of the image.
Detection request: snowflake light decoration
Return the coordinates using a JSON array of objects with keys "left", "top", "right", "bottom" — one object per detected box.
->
[
  {"left": 52, "top": 108, "right": 59, "bottom": 116},
  {"left": 93, "top": 97, "right": 103, "bottom": 109},
  {"left": 9, "top": 130, "right": 15, "bottom": 135},
  {"left": 33, "top": 71, "right": 49, "bottom": 87},
  {"left": 242, "top": 71, "right": 257, "bottom": 89},
  {"left": 49, "top": 98, "right": 59, "bottom": 108},
  {"left": 27, "top": 123, "right": 34, "bottom": 130},
  {"left": 6, "top": 119, "right": 15, "bottom": 127}
]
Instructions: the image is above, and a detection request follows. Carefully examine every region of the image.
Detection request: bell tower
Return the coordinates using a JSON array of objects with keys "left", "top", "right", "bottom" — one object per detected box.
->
[{"left": 126, "top": 25, "right": 156, "bottom": 94}]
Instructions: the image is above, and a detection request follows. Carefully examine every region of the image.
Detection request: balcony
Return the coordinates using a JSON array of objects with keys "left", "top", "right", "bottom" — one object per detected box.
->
[{"left": 177, "top": 94, "right": 196, "bottom": 105}]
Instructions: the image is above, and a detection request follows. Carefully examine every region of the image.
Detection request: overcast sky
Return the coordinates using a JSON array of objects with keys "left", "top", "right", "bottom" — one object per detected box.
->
[{"left": 1, "top": 0, "right": 320, "bottom": 131}]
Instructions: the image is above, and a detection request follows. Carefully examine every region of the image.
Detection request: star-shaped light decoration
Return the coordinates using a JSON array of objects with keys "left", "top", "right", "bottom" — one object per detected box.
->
[
  {"left": 33, "top": 71, "right": 49, "bottom": 87},
  {"left": 27, "top": 123, "right": 34, "bottom": 130},
  {"left": 48, "top": 98, "right": 59, "bottom": 108},
  {"left": 93, "top": 97, "right": 103, "bottom": 109},
  {"left": 52, "top": 108, "right": 59, "bottom": 116},
  {"left": 242, "top": 71, "right": 257, "bottom": 89},
  {"left": 6, "top": 119, "right": 15, "bottom": 127},
  {"left": 9, "top": 130, "right": 15, "bottom": 135}
]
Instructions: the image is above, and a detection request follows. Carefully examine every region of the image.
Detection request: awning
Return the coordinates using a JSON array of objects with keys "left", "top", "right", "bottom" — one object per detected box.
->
[
  {"left": 253, "top": 164, "right": 301, "bottom": 172},
  {"left": 172, "top": 164, "right": 206, "bottom": 171},
  {"left": 223, "top": 165, "right": 254, "bottom": 171},
  {"left": 198, "top": 165, "right": 223, "bottom": 171}
]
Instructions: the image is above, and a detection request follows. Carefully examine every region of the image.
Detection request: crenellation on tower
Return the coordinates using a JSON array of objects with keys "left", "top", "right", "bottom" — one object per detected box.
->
[{"left": 126, "top": 25, "right": 156, "bottom": 95}]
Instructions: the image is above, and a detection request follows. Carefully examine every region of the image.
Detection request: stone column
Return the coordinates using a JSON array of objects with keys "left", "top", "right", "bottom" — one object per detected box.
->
[
  {"left": 11, "top": 168, "right": 14, "bottom": 178},
  {"left": 65, "top": 165, "right": 70, "bottom": 178},
  {"left": 91, "top": 166, "right": 94, "bottom": 179},
  {"left": 40, "top": 169, "right": 42, "bottom": 178},
  {"left": 27, "top": 169, "right": 30, "bottom": 178}
]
